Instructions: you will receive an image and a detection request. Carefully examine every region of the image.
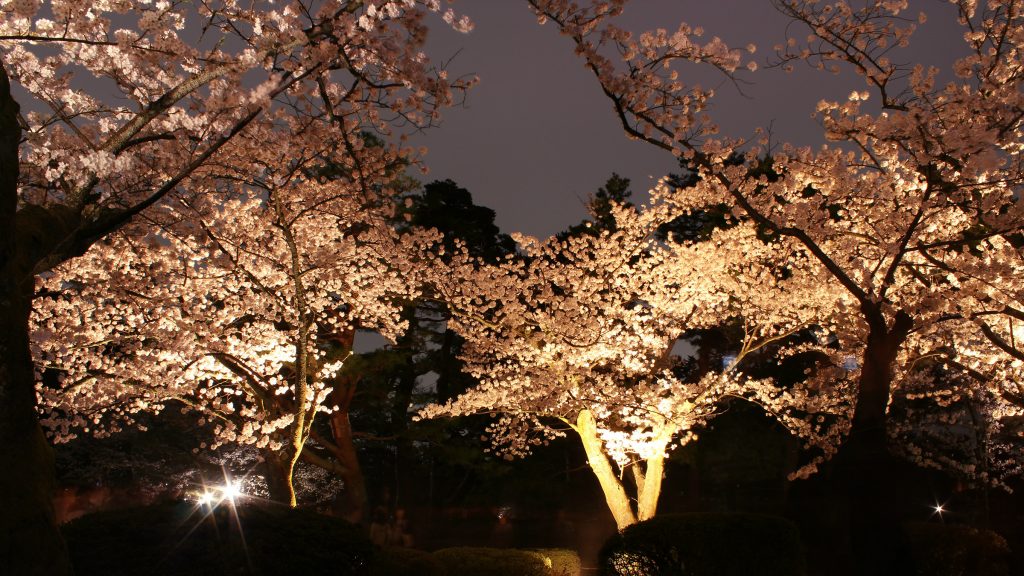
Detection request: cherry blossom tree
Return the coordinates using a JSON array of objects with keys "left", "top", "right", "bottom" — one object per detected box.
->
[
  {"left": 528, "top": 0, "right": 1024, "bottom": 570},
  {"left": 422, "top": 199, "right": 845, "bottom": 529},
  {"left": 530, "top": 0, "right": 1024, "bottom": 467},
  {"left": 33, "top": 137, "right": 439, "bottom": 518},
  {"left": 1, "top": 1, "right": 470, "bottom": 571}
]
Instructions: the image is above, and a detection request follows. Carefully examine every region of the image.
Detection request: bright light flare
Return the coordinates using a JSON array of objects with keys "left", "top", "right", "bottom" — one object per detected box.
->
[
  {"left": 222, "top": 481, "right": 242, "bottom": 503},
  {"left": 193, "top": 480, "right": 246, "bottom": 508}
]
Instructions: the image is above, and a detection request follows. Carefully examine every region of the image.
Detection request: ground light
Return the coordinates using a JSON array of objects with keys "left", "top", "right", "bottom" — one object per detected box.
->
[
  {"left": 185, "top": 471, "right": 256, "bottom": 573},
  {"left": 194, "top": 480, "right": 245, "bottom": 509},
  {"left": 193, "top": 469, "right": 249, "bottom": 510}
]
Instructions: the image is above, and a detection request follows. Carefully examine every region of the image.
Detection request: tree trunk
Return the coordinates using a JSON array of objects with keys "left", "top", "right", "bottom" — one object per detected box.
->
[
  {"left": 389, "top": 350, "right": 417, "bottom": 509},
  {"left": 436, "top": 327, "right": 459, "bottom": 402},
  {"left": 327, "top": 378, "right": 368, "bottom": 524},
  {"left": 0, "top": 60, "right": 73, "bottom": 575},
  {"left": 830, "top": 309, "right": 914, "bottom": 576},
  {"left": 261, "top": 449, "right": 294, "bottom": 504},
  {"left": 635, "top": 423, "right": 672, "bottom": 523},
  {"left": 329, "top": 411, "right": 368, "bottom": 524},
  {"left": 575, "top": 409, "right": 637, "bottom": 530},
  {"left": 0, "top": 290, "right": 73, "bottom": 575},
  {"left": 851, "top": 325, "right": 903, "bottom": 443}
]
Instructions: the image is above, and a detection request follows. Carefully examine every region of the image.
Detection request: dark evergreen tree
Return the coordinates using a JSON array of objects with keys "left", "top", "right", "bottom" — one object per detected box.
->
[
  {"left": 350, "top": 179, "right": 521, "bottom": 513},
  {"left": 558, "top": 172, "right": 634, "bottom": 240}
]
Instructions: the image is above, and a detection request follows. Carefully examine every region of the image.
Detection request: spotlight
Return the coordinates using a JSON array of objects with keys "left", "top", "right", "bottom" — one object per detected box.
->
[{"left": 221, "top": 481, "right": 242, "bottom": 503}]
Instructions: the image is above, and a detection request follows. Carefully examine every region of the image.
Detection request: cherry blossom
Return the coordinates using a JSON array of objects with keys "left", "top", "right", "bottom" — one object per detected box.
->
[
  {"left": 421, "top": 197, "right": 847, "bottom": 528},
  {"left": 34, "top": 138, "right": 439, "bottom": 508},
  {"left": 528, "top": 0, "right": 1024, "bottom": 489},
  {"left": 2, "top": 1, "right": 472, "bottom": 570}
]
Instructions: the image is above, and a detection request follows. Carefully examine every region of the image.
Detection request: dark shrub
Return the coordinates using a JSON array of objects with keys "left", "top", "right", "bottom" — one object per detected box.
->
[
  {"left": 904, "top": 522, "right": 1011, "bottom": 576},
  {"left": 372, "top": 546, "right": 447, "bottom": 576},
  {"left": 62, "top": 500, "right": 373, "bottom": 575},
  {"left": 526, "top": 548, "right": 582, "bottom": 576},
  {"left": 432, "top": 546, "right": 550, "bottom": 576},
  {"left": 598, "top": 513, "right": 805, "bottom": 576}
]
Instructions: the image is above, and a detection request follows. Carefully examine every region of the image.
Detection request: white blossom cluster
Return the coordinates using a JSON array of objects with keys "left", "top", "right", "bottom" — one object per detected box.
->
[
  {"left": 526, "top": 0, "right": 1024, "bottom": 487},
  {"left": 5, "top": 0, "right": 474, "bottom": 505},
  {"left": 420, "top": 197, "right": 846, "bottom": 523},
  {"left": 34, "top": 137, "right": 438, "bottom": 458}
]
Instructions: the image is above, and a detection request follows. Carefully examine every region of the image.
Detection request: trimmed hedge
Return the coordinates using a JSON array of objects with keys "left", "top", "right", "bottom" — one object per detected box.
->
[
  {"left": 904, "top": 522, "right": 1011, "bottom": 576},
  {"left": 527, "top": 548, "right": 582, "bottom": 576},
  {"left": 62, "top": 501, "right": 373, "bottom": 575},
  {"left": 598, "top": 513, "right": 806, "bottom": 576},
  {"left": 372, "top": 546, "right": 446, "bottom": 576},
  {"left": 63, "top": 503, "right": 580, "bottom": 576},
  {"left": 372, "top": 546, "right": 580, "bottom": 576},
  {"left": 432, "top": 546, "right": 550, "bottom": 576}
]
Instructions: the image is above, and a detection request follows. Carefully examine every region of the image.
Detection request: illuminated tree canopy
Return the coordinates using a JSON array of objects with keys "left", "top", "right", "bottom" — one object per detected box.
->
[
  {"left": 3, "top": 1, "right": 1024, "bottom": 573},
  {"left": 421, "top": 201, "right": 846, "bottom": 528},
  {"left": 33, "top": 140, "right": 439, "bottom": 508},
  {"left": 1, "top": 1, "right": 471, "bottom": 571},
  {"left": 525, "top": 0, "right": 1024, "bottom": 484},
  {"left": 421, "top": 0, "right": 1024, "bottom": 536}
]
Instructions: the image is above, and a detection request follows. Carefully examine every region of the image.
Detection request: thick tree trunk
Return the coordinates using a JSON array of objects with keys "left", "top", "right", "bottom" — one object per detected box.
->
[
  {"left": 329, "top": 410, "right": 368, "bottom": 524},
  {"left": 327, "top": 378, "right": 368, "bottom": 524},
  {"left": 847, "top": 308, "right": 912, "bottom": 443},
  {"left": 830, "top": 309, "right": 914, "bottom": 576},
  {"left": 0, "top": 60, "right": 72, "bottom": 575},
  {"left": 575, "top": 409, "right": 637, "bottom": 530},
  {"left": 261, "top": 449, "right": 294, "bottom": 504},
  {"left": 0, "top": 291, "right": 73, "bottom": 575},
  {"left": 851, "top": 323, "right": 905, "bottom": 444},
  {"left": 635, "top": 424, "right": 672, "bottom": 523}
]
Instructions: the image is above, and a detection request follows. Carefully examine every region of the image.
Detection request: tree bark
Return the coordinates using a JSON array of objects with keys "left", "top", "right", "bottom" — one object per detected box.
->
[
  {"left": 0, "top": 290, "right": 73, "bottom": 575},
  {"left": 327, "top": 376, "right": 368, "bottom": 524},
  {"left": 261, "top": 449, "right": 294, "bottom": 504},
  {"left": 436, "top": 327, "right": 460, "bottom": 402},
  {"left": 850, "top": 311, "right": 911, "bottom": 442},
  {"left": 635, "top": 422, "right": 672, "bottom": 523},
  {"left": 330, "top": 412, "right": 368, "bottom": 524},
  {"left": 830, "top": 308, "right": 915, "bottom": 576},
  {"left": 0, "top": 60, "right": 72, "bottom": 575},
  {"left": 575, "top": 409, "right": 638, "bottom": 530}
]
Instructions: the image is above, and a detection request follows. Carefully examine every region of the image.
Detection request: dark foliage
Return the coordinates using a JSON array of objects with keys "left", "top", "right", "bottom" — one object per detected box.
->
[
  {"left": 904, "top": 522, "right": 1012, "bottom": 576},
  {"left": 598, "top": 513, "right": 806, "bottom": 576},
  {"left": 372, "top": 546, "right": 447, "bottom": 576},
  {"left": 405, "top": 179, "right": 516, "bottom": 263},
  {"left": 686, "top": 402, "right": 798, "bottom": 516},
  {"left": 352, "top": 178, "right": 523, "bottom": 513},
  {"left": 431, "top": 546, "right": 552, "bottom": 576},
  {"left": 558, "top": 173, "right": 634, "bottom": 240},
  {"left": 525, "top": 548, "right": 582, "bottom": 576},
  {"left": 62, "top": 501, "right": 373, "bottom": 576}
]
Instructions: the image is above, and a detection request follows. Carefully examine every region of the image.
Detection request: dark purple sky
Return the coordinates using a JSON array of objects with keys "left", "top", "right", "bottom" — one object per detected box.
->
[{"left": 410, "top": 1, "right": 965, "bottom": 239}]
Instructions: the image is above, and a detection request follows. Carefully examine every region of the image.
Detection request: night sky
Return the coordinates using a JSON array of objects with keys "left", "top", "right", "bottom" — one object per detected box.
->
[{"left": 410, "top": 1, "right": 966, "bottom": 239}]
